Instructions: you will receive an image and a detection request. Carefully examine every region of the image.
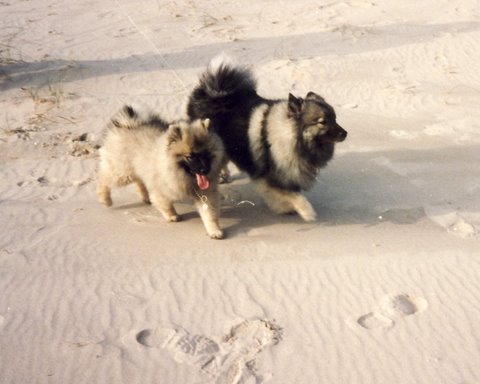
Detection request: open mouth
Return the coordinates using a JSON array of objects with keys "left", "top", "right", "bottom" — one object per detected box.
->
[
  {"left": 181, "top": 152, "right": 212, "bottom": 190},
  {"left": 195, "top": 174, "right": 210, "bottom": 190}
]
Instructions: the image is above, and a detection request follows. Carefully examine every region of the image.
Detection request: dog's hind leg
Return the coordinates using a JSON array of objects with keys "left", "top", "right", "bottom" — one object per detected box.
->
[
  {"left": 256, "top": 180, "right": 292, "bottom": 214},
  {"left": 134, "top": 177, "right": 151, "bottom": 205},
  {"left": 96, "top": 170, "right": 113, "bottom": 207},
  {"left": 97, "top": 183, "right": 113, "bottom": 207},
  {"left": 218, "top": 155, "right": 231, "bottom": 184},
  {"left": 219, "top": 164, "right": 231, "bottom": 184}
]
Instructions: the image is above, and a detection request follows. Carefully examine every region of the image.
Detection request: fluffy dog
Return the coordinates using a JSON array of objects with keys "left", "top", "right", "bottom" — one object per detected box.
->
[
  {"left": 97, "top": 105, "right": 225, "bottom": 239},
  {"left": 187, "top": 60, "right": 347, "bottom": 221}
]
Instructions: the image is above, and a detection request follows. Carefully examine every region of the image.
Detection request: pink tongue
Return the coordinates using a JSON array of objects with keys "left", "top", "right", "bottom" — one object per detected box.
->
[{"left": 196, "top": 174, "right": 210, "bottom": 190}]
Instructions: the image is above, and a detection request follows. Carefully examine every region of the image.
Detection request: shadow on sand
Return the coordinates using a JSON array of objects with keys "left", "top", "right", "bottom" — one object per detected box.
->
[
  {"left": 106, "top": 144, "right": 480, "bottom": 238},
  {"left": 1, "top": 21, "right": 479, "bottom": 91},
  {"left": 218, "top": 144, "right": 480, "bottom": 236}
]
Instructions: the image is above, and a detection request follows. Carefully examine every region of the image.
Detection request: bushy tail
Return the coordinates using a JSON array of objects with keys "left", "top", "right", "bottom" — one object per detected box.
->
[
  {"left": 110, "top": 105, "right": 139, "bottom": 129},
  {"left": 109, "top": 105, "right": 168, "bottom": 131},
  {"left": 199, "top": 56, "right": 257, "bottom": 98},
  {"left": 188, "top": 56, "right": 257, "bottom": 120}
]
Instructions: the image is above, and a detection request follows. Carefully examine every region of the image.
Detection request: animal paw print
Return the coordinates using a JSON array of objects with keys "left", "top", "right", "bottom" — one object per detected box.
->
[{"left": 357, "top": 294, "right": 428, "bottom": 330}]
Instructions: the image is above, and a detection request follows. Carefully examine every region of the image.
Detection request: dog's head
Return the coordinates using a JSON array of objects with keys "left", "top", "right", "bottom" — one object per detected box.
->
[
  {"left": 288, "top": 91, "right": 347, "bottom": 143},
  {"left": 167, "top": 118, "right": 223, "bottom": 190}
]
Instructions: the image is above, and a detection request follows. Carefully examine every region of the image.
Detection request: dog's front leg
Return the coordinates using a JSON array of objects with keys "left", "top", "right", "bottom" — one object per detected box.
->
[
  {"left": 150, "top": 193, "right": 179, "bottom": 222},
  {"left": 257, "top": 181, "right": 317, "bottom": 222},
  {"left": 289, "top": 193, "right": 317, "bottom": 222},
  {"left": 195, "top": 192, "right": 224, "bottom": 239}
]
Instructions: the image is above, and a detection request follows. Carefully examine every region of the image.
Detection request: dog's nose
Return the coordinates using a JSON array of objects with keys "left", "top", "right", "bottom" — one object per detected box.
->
[
  {"left": 198, "top": 166, "right": 210, "bottom": 175},
  {"left": 336, "top": 128, "right": 347, "bottom": 141}
]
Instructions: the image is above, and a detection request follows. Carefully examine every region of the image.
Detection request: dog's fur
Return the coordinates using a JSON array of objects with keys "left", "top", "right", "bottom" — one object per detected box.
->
[
  {"left": 187, "top": 60, "right": 347, "bottom": 221},
  {"left": 97, "top": 105, "right": 225, "bottom": 239}
]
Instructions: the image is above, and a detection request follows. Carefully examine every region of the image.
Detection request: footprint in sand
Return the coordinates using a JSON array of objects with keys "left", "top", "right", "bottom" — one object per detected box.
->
[
  {"left": 136, "top": 319, "right": 282, "bottom": 383},
  {"left": 136, "top": 327, "right": 219, "bottom": 368},
  {"left": 357, "top": 294, "right": 428, "bottom": 330},
  {"left": 357, "top": 312, "right": 394, "bottom": 330}
]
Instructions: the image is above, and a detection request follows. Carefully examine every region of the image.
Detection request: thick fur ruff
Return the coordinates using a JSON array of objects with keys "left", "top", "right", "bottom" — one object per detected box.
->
[
  {"left": 97, "top": 105, "right": 226, "bottom": 239},
  {"left": 187, "top": 60, "right": 347, "bottom": 221}
]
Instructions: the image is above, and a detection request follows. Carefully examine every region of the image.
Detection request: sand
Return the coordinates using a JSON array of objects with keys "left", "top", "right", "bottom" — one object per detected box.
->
[{"left": 1, "top": 0, "right": 480, "bottom": 383}]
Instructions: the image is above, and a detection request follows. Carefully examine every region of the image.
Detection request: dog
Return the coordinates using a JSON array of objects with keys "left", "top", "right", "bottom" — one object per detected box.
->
[
  {"left": 187, "top": 59, "right": 347, "bottom": 221},
  {"left": 96, "top": 105, "right": 225, "bottom": 239}
]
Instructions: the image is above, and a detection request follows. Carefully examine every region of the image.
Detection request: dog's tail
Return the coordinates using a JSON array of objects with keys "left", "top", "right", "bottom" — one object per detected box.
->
[
  {"left": 109, "top": 105, "right": 168, "bottom": 131},
  {"left": 200, "top": 55, "right": 257, "bottom": 98},
  {"left": 187, "top": 55, "right": 257, "bottom": 119},
  {"left": 109, "top": 105, "right": 139, "bottom": 129}
]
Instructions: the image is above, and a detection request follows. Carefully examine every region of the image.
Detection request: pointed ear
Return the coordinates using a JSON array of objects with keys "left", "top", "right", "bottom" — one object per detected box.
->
[
  {"left": 288, "top": 93, "right": 303, "bottom": 117},
  {"left": 201, "top": 118, "right": 211, "bottom": 130},
  {"left": 306, "top": 91, "right": 325, "bottom": 102},
  {"left": 167, "top": 123, "right": 182, "bottom": 145},
  {"left": 123, "top": 105, "right": 137, "bottom": 118}
]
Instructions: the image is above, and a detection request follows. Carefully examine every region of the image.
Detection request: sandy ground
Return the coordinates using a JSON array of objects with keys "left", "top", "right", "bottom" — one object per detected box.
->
[{"left": 1, "top": 1, "right": 480, "bottom": 383}]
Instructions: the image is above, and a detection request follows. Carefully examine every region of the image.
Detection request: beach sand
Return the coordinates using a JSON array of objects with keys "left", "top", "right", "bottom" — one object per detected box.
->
[{"left": 1, "top": 1, "right": 480, "bottom": 383}]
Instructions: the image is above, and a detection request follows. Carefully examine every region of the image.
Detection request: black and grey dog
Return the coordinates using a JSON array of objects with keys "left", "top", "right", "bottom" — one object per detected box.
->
[{"left": 187, "top": 59, "right": 347, "bottom": 221}]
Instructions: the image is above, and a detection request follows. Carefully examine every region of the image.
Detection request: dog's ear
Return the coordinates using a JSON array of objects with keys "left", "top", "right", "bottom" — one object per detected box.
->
[
  {"left": 201, "top": 118, "right": 211, "bottom": 130},
  {"left": 305, "top": 92, "right": 325, "bottom": 103},
  {"left": 123, "top": 105, "right": 137, "bottom": 118},
  {"left": 288, "top": 93, "right": 303, "bottom": 117},
  {"left": 167, "top": 123, "right": 182, "bottom": 145}
]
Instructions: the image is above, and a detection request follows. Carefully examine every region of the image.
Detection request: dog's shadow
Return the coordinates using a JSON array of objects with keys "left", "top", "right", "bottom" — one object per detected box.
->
[
  {"left": 221, "top": 144, "right": 480, "bottom": 236},
  {"left": 110, "top": 144, "right": 480, "bottom": 238},
  {"left": 307, "top": 144, "right": 480, "bottom": 228},
  {"left": 113, "top": 201, "right": 207, "bottom": 223}
]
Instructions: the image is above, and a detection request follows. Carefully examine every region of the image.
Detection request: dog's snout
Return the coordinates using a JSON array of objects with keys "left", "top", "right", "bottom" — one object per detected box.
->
[
  {"left": 332, "top": 124, "right": 347, "bottom": 142},
  {"left": 196, "top": 158, "right": 211, "bottom": 175},
  {"left": 337, "top": 129, "right": 347, "bottom": 140},
  {"left": 198, "top": 166, "right": 210, "bottom": 175},
  {"left": 184, "top": 153, "right": 211, "bottom": 176}
]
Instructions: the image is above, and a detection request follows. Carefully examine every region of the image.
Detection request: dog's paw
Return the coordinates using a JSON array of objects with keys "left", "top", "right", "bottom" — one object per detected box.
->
[
  {"left": 99, "top": 196, "right": 113, "bottom": 207},
  {"left": 302, "top": 214, "right": 317, "bottom": 222},
  {"left": 209, "top": 229, "right": 224, "bottom": 240},
  {"left": 219, "top": 165, "right": 231, "bottom": 184},
  {"left": 295, "top": 203, "right": 317, "bottom": 222},
  {"left": 219, "top": 172, "right": 231, "bottom": 184},
  {"left": 299, "top": 210, "right": 317, "bottom": 222},
  {"left": 167, "top": 215, "right": 180, "bottom": 222}
]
